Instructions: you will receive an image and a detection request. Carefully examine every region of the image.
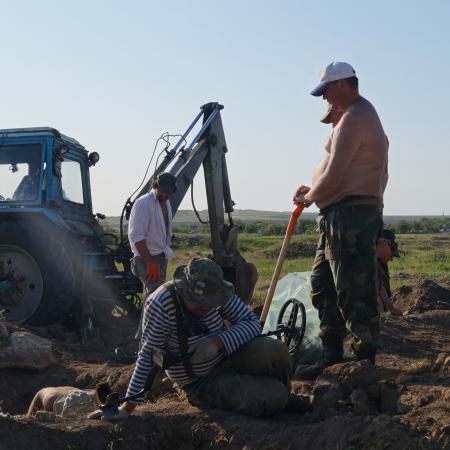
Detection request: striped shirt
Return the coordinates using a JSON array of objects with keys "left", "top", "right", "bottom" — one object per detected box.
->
[{"left": 125, "top": 285, "right": 261, "bottom": 403}]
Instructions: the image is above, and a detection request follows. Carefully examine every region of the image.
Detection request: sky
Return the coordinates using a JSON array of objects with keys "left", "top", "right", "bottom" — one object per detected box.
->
[{"left": 0, "top": 0, "right": 449, "bottom": 216}]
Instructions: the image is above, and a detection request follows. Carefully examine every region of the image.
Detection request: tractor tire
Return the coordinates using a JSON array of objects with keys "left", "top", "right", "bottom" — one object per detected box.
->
[{"left": 0, "top": 221, "right": 76, "bottom": 325}]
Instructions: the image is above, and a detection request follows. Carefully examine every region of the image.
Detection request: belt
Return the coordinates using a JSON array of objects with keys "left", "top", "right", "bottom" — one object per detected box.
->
[{"left": 320, "top": 195, "right": 382, "bottom": 214}]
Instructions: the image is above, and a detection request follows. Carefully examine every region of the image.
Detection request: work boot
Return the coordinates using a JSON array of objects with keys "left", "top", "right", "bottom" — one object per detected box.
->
[{"left": 294, "top": 339, "right": 343, "bottom": 380}]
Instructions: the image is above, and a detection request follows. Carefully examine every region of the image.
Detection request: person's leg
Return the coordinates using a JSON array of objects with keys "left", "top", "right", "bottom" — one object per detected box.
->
[
  {"left": 131, "top": 255, "right": 168, "bottom": 341},
  {"left": 330, "top": 205, "right": 383, "bottom": 362},
  {"left": 296, "top": 219, "right": 345, "bottom": 380},
  {"left": 186, "top": 366, "right": 289, "bottom": 417},
  {"left": 311, "top": 261, "right": 346, "bottom": 362},
  {"left": 230, "top": 336, "right": 292, "bottom": 387},
  {"left": 184, "top": 337, "right": 291, "bottom": 417},
  {"left": 156, "top": 255, "right": 168, "bottom": 287}
]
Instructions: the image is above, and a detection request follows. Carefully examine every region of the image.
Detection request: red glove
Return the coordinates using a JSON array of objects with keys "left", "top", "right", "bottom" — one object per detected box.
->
[{"left": 145, "top": 260, "right": 161, "bottom": 282}]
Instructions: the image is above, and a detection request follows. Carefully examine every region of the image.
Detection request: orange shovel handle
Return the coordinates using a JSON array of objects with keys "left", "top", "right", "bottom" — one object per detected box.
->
[
  {"left": 286, "top": 204, "right": 305, "bottom": 236},
  {"left": 260, "top": 204, "right": 306, "bottom": 324}
]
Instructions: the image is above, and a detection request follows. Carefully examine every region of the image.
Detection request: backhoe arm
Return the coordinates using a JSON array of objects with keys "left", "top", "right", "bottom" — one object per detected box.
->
[{"left": 127, "top": 103, "right": 257, "bottom": 302}]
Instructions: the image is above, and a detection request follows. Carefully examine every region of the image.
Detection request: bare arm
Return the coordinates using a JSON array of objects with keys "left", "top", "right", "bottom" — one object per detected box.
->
[
  {"left": 27, "top": 392, "right": 43, "bottom": 416},
  {"left": 380, "top": 286, "right": 403, "bottom": 316},
  {"left": 135, "top": 240, "right": 153, "bottom": 264}
]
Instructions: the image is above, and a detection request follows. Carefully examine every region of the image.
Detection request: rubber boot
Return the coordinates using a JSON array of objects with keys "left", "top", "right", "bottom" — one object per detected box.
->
[{"left": 294, "top": 338, "right": 343, "bottom": 380}]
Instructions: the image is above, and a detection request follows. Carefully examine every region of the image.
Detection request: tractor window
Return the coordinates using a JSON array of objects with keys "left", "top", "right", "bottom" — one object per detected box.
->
[
  {"left": 0, "top": 144, "right": 41, "bottom": 202},
  {"left": 61, "top": 158, "right": 84, "bottom": 204}
]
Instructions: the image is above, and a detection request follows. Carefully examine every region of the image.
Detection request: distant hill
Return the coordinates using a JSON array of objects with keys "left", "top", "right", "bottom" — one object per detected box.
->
[
  {"left": 103, "top": 209, "right": 445, "bottom": 230},
  {"left": 173, "top": 209, "right": 317, "bottom": 224}
]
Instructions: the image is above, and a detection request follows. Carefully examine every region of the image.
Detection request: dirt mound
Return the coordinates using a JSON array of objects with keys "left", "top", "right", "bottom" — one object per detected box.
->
[{"left": 393, "top": 279, "right": 450, "bottom": 313}]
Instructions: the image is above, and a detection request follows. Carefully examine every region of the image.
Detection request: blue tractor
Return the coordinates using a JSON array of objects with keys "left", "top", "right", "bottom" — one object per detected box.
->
[{"left": 0, "top": 127, "right": 128, "bottom": 326}]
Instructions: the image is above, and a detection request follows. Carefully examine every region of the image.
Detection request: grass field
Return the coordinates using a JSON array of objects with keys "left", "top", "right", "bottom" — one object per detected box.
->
[{"left": 168, "top": 232, "right": 450, "bottom": 304}]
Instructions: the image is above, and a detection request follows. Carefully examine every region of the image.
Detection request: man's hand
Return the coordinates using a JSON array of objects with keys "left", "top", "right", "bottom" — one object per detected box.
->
[
  {"left": 293, "top": 185, "right": 312, "bottom": 207},
  {"left": 145, "top": 260, "right": 161, "bottom": 282},
  {"left": 87, "top": 406, "right": 130, "bottom": 421},
  {"left": 190, "top": 337, "right": 222, "bottom": 364},
  {"left": 294, "top": 185, "right": 311, "bottom": 198}
]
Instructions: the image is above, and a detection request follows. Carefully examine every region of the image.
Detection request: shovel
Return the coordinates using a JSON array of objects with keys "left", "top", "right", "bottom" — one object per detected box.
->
[{"left": 260, "top": 204, "right": 305, "bottom": 324}]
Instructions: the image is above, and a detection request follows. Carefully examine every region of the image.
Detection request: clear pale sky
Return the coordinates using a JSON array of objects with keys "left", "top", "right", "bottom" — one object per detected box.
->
[{"left": 0, "top": 0, "right": 448, "bottom": 216}]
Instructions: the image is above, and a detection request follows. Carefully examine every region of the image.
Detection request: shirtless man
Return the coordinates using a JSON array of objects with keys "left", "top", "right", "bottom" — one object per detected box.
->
[
  {"left": 27, "top": 386, "right": 81, "bottom": 416},
  {"left": 294, "top": 62, "right": 388, "bottom": 378},
  {"left": 27, "top": 385, "right": 98, "bottom": 417}
]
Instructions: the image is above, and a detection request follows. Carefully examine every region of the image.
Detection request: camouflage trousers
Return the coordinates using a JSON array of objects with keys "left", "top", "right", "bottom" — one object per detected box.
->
[
  {"left": 183, "top": 336, "right": 292, "bottom": 417},
  {"left": 310, "top": 199, "right": 383, "bottom": 354}
]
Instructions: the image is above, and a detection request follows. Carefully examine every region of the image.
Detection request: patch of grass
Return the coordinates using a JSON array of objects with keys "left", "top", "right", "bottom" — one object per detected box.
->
[
  {"left": 167, "top": 232, "right": 316, "bottom": 305},
  {"left": 389, "top": 234, "right": 450, "bottom": 278}
]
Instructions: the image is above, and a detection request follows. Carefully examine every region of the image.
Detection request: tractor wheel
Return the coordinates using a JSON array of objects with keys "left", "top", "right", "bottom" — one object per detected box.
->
[{"left": 0, "top": 221, "right": 76, "bottom": 325}]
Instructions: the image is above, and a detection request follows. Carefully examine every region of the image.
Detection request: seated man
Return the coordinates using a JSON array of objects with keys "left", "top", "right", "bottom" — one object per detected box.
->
[
  {"left": 92, "top": 257, "right": 295, "bottom": 420},
  {"left": 376, "top": 229, "right": 403, "bottom": 316}
]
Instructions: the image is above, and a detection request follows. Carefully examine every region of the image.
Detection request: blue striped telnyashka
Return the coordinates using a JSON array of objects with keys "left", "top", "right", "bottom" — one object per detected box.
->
[{"left": 125, "top": 286, "right": 261, "bottom": 403}]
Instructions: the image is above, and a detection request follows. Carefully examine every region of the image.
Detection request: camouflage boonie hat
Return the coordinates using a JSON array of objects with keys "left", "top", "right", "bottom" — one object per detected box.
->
[{"left": 173, "top": 258, "right": 235, "bottom": 308}]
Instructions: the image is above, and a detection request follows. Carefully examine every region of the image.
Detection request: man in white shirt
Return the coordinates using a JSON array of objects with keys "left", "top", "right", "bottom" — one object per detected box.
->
[{"left": 128, "top": 172, "right": 177, "bottom": 300}]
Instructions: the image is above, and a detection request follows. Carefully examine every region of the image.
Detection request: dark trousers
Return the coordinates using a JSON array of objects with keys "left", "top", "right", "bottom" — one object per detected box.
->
[{"left": 183, "top": 337, "right": 292, "bottom": 417}]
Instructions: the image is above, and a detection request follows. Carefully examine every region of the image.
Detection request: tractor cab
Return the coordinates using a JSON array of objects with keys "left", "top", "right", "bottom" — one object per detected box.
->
[{"left": 0, "top": 127, "right": 100, "bottom": 235}]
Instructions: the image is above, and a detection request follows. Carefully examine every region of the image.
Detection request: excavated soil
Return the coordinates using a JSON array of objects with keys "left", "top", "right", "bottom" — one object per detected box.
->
[
  {"left": 392, "top": 279, "right": 450, "bottom": 314},
  {"left": 1, "top": 280, "right": 450, "bottom": 450}
]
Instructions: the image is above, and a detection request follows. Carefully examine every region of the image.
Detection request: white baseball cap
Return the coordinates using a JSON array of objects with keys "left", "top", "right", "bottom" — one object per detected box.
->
[{"left": 310, "top": 62, "right": 356, "bottom": 97}]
